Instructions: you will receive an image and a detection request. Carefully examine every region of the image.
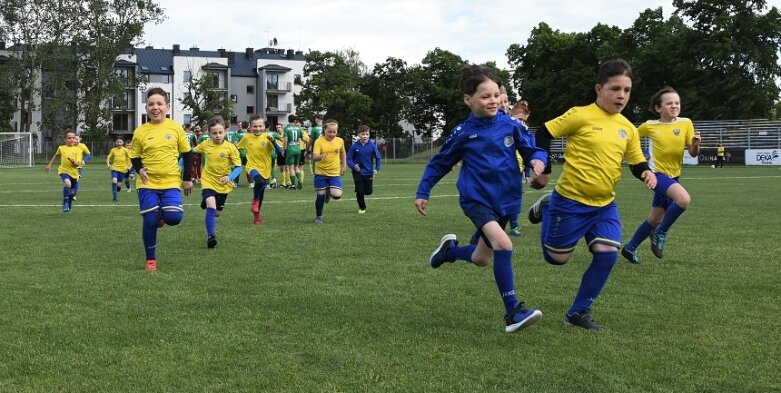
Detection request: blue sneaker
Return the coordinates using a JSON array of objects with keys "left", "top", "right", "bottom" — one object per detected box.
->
[
  {"left": 621, "top": 246, "right": 641, "bottom": 264},
  {"left": 63, "top": 201, "right": 70, "bottom": 213},
  {"left": 505, "top": 302, "right": 543, "bottom": 333},
  {"left": 509, "top": 226, "right": 522, "bottom": 237},
  {"left": 528, "top": 191, "right": 551, "bottom": 224},
  {"left": 429, "top": 234, "right": 457, "bottom": 268},
  {"left": 650, "top": 231, "right": 667, "bottom": 259},
  {"left": 564, "top": 310, "right": 602, "bottom": 331}
]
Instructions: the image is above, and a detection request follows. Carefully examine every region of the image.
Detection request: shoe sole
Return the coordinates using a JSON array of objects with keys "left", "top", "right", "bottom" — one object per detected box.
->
[
  {"left": 528, "top": 192, "right": 551, "bottom": 224},
  {"left": 430, "top": 234, "right": 457, "bottom": 268},
  {"left": 506, "top": 309, "right": 543, "bottom": 333}
]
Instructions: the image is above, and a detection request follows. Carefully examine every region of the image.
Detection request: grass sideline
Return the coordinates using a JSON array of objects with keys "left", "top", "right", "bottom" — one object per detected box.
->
[{"left": 0, "top": 163, "right": 779, "bottom": 392}]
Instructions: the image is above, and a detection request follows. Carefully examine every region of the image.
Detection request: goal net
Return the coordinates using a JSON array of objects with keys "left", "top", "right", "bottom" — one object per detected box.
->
[{"left": 0, "top": 132, "right": 34, "bottom": 168}]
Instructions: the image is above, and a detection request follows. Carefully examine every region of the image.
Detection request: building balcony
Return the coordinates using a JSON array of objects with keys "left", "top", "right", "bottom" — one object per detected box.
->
[
  {"left": 266, "top": 103, "right": 292, "bottom": 115},
  {"left": 266, "top": 82, "right": 292, "bottom": 93}
]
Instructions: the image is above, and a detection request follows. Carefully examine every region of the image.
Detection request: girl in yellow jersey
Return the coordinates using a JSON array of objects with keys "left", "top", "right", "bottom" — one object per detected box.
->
[
  {"left": 312, "top": 119, "right": 346, "bottom": 224},
  {"left": 622, "top": 87, "right": 700, "bottom": 264},
  {"left": 528, "top": 59, "right": 657, "bottom": 330},
  {"left": 45, "top": 129, "right": 90, "bottom": 212}
]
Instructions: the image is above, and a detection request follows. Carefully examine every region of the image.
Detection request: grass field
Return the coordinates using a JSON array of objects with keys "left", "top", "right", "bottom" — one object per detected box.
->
[{"left": 1, "top": 162, "right": 779, "bottom": 392}]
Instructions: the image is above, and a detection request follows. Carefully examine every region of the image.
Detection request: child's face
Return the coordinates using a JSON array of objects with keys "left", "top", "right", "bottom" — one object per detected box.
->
[
  {"left": 65, "top": 133, "right": 78, "bottom": 146},
  {"left": 595, "top": 75, "right": 632, "bottom": 114},
  {"left": 145, "top": 93, "right": 170, "bottom": 123},
  {"left": 499, "top": 93, "right": 510, "bottom": 112},
  {"left": 324, "top": 124, "right": 338, "bottom": 140},
  {"left": 275, "top": 124, "right": 284, "bottom": 134},
  {"left": 115, "top": 139, "right": 125, "bottom": 147},
  {"left": 464, "top": 80, "right": 500, "bottom": 118},
  {"left": 249, "top": 119, "right": 265, "bottom": 134},
  {"left": 209, "top": 124, "right": 226, "bottom": 144},
  {"left": 655, "top": 92, "right": 680, "bottom": 120},
  {"left": 358, "top": 131, "right": 370, "bottom": 143}
]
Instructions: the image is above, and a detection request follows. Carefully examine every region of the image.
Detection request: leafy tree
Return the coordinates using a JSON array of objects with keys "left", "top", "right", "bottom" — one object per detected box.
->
[
  {"left": 360, "top": 57, "right": 410, "bottom": 138},
  {"left": 179, "top": 72, "right": 234, "bottom": 127}
]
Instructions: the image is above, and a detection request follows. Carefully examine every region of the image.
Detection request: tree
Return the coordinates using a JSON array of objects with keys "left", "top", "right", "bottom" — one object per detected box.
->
[
  {"left": 179, "top": 72, "right": 234, "bottom": 127},
  {"left": 360, "top": 57, "right": 411, "bottom": 138}
]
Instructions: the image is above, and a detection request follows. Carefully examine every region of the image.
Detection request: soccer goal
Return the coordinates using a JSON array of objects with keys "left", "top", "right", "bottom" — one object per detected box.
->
[{"left": 0, "top": 132, "right": 34, "bottom": 168}]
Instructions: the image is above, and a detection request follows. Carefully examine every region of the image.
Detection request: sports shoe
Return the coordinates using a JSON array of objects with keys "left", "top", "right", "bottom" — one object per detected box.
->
[
  {"left": 112, "top": 197, "right": 117, "bottom": 202},
  {"left": 296, "top": 180, "right": 302, "bottom": 190},
  {"left": 314, "top": 216, "right": 324, "bottom": 224},
  {"left": 650, "top": 231, "right": 667, "bottom": 259},
  {"left": 621, "top": 246, "right": 641, "bottom": 264},
  {"left": 564, "top": 311, "right": 602, "bottom": 331},
  {"left": 253, "top": 212, "right": 262, "bottom": 225},
  {"left": 63, "top": 201, "right": 70, "bottom": 213},
  {"left": 145, "top": 259, "right": 157, "bottom": 272},
  {"left": 509, "top": 226, "right": 522, "bottom": 237},
  {"left": 505, "top": 302, "right": 543, "bottom": 333},
  {"left": 430, "top": 234, "right": 457, "bottom": 268},
  {"left": 126, "top": 187, "right": 132, "bottom": 192},
  {"left": 116, "top": 186, "right": 121, "bottom": 192},
  {"left": 251, "top": 199, "right": 260, "bottom": 214},
  {"left": 207, "top": 235, "right": 217, "bottom": 249},
  {"left": 528, "top": 191, "right": 552, "bottom": 224},
  {"left": 358, "top": 209, "right": 366, "bottom": 214},
  {"left": 249, "top": 182, "right": 255, "bottom": 189}
]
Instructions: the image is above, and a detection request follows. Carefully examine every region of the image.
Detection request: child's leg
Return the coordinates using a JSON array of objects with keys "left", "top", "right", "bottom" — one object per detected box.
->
[
  {"left": 142, "top": 212, "right": 160, "bottom": 260},
  {"left": 204, "top": 195, "right": 217, "bottom": 237}
]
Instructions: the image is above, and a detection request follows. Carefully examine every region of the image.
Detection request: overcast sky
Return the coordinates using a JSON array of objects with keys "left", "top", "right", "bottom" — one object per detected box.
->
[{"left": 142, "top": 0, "right": 781, "bottom": 69}]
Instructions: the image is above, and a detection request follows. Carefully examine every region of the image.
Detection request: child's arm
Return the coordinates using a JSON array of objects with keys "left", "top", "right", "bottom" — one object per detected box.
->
[
  {"left": 106, "top": 151, "right": 113, "bottom": 169},
  {"left": 340, "top": 144, "right": 347, "bottom": 175},
  {"left": 373, "top": 144, "right": 382, "bottom": 174},
  {"left": 44, "top": 150, "right": 59, "bottom": 172},
  {"left": 346, "top": 145, "right": 357, "bottom": 171}
]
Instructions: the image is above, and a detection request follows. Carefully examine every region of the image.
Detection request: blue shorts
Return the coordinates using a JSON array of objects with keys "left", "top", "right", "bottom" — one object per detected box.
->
[
  {"left": 651, "top": 173, "right": 679, "bottom": 209},
  {"left": 464, "top": 204, "right": 511, "bottom": 248},
  {"left": 541, "top": 191, "right": 622, "bottom": 254},
  {"left": 314, "top": 174, "right": 342, "bottom": 191},
  {"left": 59, "top": 173, "right": 77, "bottom": 184},
  {"left": 111, "top": 170, "right": 126, "bottom": 183},
  {"left": 201, "top": 189, "right": 228, "bottom": 211},
  {"left": 137, "top": 188, "right": 183, "bottom": 215}
]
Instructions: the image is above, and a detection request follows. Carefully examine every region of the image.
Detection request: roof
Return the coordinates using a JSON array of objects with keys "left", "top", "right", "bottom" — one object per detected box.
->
[
  {"left": 132, "top": 46, "right": 304, "bottom": 76},
  {"left": 258, "top": 64, "right": 293, "bottom": 72}
]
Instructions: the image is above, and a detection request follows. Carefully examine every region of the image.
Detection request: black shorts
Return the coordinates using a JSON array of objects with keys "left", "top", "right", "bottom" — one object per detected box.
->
[
  {"left": 352, "top": 171, "right": 374, "bottom": 195},
  {"left": 276, "top": 154, "right": 286, "bottom": 167},
  {"left": 201, "top": 189, "right": 228, "bottom": 211},
  {"left": 465, "top": 203, "right": 510, "bottom": 248}
]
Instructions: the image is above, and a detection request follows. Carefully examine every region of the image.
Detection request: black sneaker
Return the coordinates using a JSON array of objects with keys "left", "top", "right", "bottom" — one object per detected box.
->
[
  {"left": 505, "top": 302, "right": 543, "bottom": 333},
  {"left": 621, "top": 246, "right": 641, "bottom": 264},
  {"left": 429, "top": 234, "right": 457, "bottom": 268},
  {"left": 564, "top": 311, "right": 602, "bottom": 331},
  {"left": 207, "top": 235, "right": 217, "bottom": 249},
  {"left": 528, "top": 191, "right": 552, "bottom": 224}
]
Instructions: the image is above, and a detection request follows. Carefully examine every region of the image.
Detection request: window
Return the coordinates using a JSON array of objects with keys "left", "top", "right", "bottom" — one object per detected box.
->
[
  {"left": 294, "top": 74, "right": 302, "bottom": 85},
  {"left": 230, "top": 94, "right": 238, "bottom": 103},
  {"left": 183, "top": 114, "right": 191, "bottom": 125},
  {"left": 266, "top": 73, "right": 279, "bottom": 90},
  {"left": 246, "top": 106, "right": 254, "bottom": 114},
  {"left": 230, "top": 116, "right": 237, "bottom": 124},
  {"left": 266, "top": 95, "right": 278, "bottom": 110},
  {"left": 141, "top": 114, "right": 148, "bottom": 123},
  {"left": 161, "top": 66, "right": 169, "bottom": 71},
  {"left": 183, "top": 71, "right": 191, "bottom": 82},
  {"left": 246, "top": 85, "right": 254, "bottom": 94},
  {"left": 113, "top": 114, "right": 129, "bottom": 131},
  {"left": 141, "top": 91, "right": 147, "bottom": 103},
  {"left": 162, "top": 74, "right": 172, "bottom": 83}
]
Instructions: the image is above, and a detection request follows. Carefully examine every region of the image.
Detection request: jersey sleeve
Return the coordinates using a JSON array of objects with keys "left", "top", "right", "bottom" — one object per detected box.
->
[
  {"left": 544, "top": 107, "right": 580, "bottom": 139},
  {"left": 624, "top": 126, "right": 646, "bottom": 165},
  {"left": 193, "top": 143, "right": 205, "bottom": 154},
  {"left": 230, "top": 144, "right": 241, "bottom": 166},
  {"left": 416, "top": 130, "right": 464, "bottom": 200},
  {"left": 177, "top": 126, "right": 190, "bottom": 153},
  {"left": 637, "top": 121, "right": 651, "bottom": 138}
]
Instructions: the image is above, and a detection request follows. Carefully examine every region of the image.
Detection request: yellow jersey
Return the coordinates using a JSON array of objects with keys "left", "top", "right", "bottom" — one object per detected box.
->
[
  {"left": 545, "top": 103, "right": 646, "bottom": 206},
  {"left": 237, "top": 133, "right": 278, "bottom": 179},
  {"left": 193, "top": 140, "right": 241, "bottom": 193},
  {"left": 130, "top": 118, "right": 191, "bottom": 190},
  {"left": 107, "top": 146, "right": 131, "bottom": 172},
  {"left": 56, "top": 144, "right": 90, "bottom": 178},
  {"left": 638, "top": 117, "right": 695, "bottom": 178},
  {"left": 313, "top": 136, "right": 345, "bottom": 176}
]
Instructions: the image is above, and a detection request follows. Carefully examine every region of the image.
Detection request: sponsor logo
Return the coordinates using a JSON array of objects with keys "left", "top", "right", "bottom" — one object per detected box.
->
[
  {"left": 755, "top": 149, "right": 779, "bottom": 164},
  {"left": 469, "top": 134, "right": 478, "bottom": 139},
  {"left": 504, "top": 135, "right": 514, "bottom": 147},
  {"left": 592, "top": 126, "right": 603, "bottom": 131}
]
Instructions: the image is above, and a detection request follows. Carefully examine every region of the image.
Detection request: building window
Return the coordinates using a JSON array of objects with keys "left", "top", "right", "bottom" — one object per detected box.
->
[
  {"left": 266, "top": 95, "right": 278, "bottom": 110},
  {"left": 141, "top": 114, "right": 148, "bottom": 123},
  {"left": 230, "top": 94, "right": 238, "bottom": 103},
  {"left": 266, "top": 73, "right": 278, "bottom": 90},
  {"left": 294, "top": 74, "right": 302, "bottom": 85},
  {"left": 246, "top": 106, "right": 254, "bottom": 114},
  {"left": 162, "top": 74, "right": 172, "bottom": 83},
  {"left": 230, "top": 116, "right": 237, "bottom": 125},
  {"left": 113, "top": 114, "right": 129, "bottom": 131},
  {"left": 246, "top": 85, "right": 254, "bottom": 94},
  {"left": 141, "top": 91, "right": 147, "bottom": 103},
  {"left": 183, "top": 71, "right": 191, "bottom": 82}
]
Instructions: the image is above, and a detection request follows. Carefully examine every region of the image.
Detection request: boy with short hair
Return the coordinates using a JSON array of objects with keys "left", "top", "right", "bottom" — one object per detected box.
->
[
  {"left": 312, "top": 119, "right": 346, "bottom": 224},
  {"left": 346, "top": 125, "right": 382, "bottom": 213},
  {"left": 236, "top": 115, "right": 284, "bottom": 224}
]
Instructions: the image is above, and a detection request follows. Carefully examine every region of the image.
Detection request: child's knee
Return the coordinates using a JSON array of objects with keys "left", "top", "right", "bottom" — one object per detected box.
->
[
  {"left": 543, "top": 249, "right": 568, "bottom": 265},
  {"left": 162, "top": 210, "right": 183, "bottom": 226}
]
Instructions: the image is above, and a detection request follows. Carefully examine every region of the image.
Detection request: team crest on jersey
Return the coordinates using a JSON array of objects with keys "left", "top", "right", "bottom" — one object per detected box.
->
[
  {"left": 219, "top": 152, "right": 226, "bottom": 158},
  {"left": 673, "top": 128, "right": 681, "bottom": 136},
  {"left": 504, "top": 135, "right": 513, "bottom": 147},
  {"left": 618, "top": 129, "right": 627, "bottom": 139},
  {"left": 165, "top": 133, "right": 172, "bottom": 140}
]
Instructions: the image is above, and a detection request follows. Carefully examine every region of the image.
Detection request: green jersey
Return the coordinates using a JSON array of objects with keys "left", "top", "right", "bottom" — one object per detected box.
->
[
  {"left": 235, "top": 131, "right": 247, "bottom": 157},
  {"left": 309, "top": 125, "right": 323, "bottom": 143},
  {"left": 284, "top": 124, "right": 303, "bottom": 154}
]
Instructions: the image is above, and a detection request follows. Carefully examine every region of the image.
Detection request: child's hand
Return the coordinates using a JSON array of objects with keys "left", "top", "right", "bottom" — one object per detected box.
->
[
  {"left": 182, "top": 180, "right": 193, "bottom": 196},
  {"left": 692, "top": 131, "right": 701, "bottom": 145},
  {"left": 138, "top": 168, "right": 149, "bottom": 184},
  {"left": 44, "top": 164, "right": 51, "bottom": 172},
  {"left": 529, "top": 159, "right": 545, "bottom": 176},
  {"left": 415, "top": 198, "right": 428, "bottom": 216},
  {"left": 219, "top": 175, "right": 231, "bottom": 185},
  {"left": 642, "top": 170, "right": 657, "bottom": 190}
]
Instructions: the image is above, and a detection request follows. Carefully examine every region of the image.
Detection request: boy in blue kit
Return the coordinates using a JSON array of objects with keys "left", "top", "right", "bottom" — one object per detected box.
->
[
  {"left": 528, "top": 59, "right": 657, "bottom": 330},
  {"left": 346, "top": 125, "right": 382, "bottom": 213},
  {"left": 130, "top": 87, "right": 194, "bottom": 272},
  {"left": 415, "top": 65, "right": 547, "bottom": 334}
]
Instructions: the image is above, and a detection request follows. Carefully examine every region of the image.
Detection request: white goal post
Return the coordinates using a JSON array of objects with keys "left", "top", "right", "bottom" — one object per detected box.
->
[{"left": 0, "top": 132, "right": 34, "bottom": 168}]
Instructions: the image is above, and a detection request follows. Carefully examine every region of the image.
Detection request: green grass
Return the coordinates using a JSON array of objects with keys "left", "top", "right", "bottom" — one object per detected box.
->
[{"left": 1, "top": 163, "right": 779, "bottom": 392}]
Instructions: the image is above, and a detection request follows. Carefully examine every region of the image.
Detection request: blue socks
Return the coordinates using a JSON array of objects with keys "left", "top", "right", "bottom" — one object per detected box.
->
[
  {"left": 626, "top": 220, "right": 654, "bottom": 251},
  {"left": 62, "top": 186, "right": 70, "bottom": 203},
  {"left": 315, "top": 194, "right": 325, "bottom": 216},
  {"left": 493, "top": 250, "right": 518, "bottom": 315},
  {"left": 112, "top": 183, "right": 118, "bottom": 200},
  {"left": 205, "top": 208, "right": 216, "bottom": 237},
  {"left": 569, "top": 251, "right": 617, "bottom": 314},
  {"left": 656, "top": 203, "right": 686, "bottom": 234},
  {"left": 142, "top": 213, "right": 159, "bottom": 260},
  {"left": 449, "top": 244, "right": 476, "bottom": 262}
]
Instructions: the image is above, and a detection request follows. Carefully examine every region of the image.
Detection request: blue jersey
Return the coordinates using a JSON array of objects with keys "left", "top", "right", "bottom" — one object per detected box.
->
[
  {"left": 347, "top": 140, "right": 382, "bottom": 175},
  {"left": 416, "top": 112, "right": 548, "bottom": 216}
]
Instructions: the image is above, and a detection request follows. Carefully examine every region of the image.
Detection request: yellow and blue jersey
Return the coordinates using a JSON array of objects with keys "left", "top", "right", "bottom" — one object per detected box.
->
[
  {"left": 107, "top": 146, "right": 131, "bottom": 172},
  {"left": 638, "top": 117, "right": 694, "bottom": 178},
  {"left": 56, "top": 144, "right": 90, "bottom": 179},
  {"left": 544, "top": 103, "right": 645, "bottom": 207},
  {"left": 313, "top": 136, "right": 345, "bottom": 177},
  {"left": 237, "top": 133, "right": 280, "bottom": 179},
  {"left": 130, "top": 118, "right": 191, "bottom": 190},
  {"left": 194, "top": 140, "right": 241, "bottom": 194}
]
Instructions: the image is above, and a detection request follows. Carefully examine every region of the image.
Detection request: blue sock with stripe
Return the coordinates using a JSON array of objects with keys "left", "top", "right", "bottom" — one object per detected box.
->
[
  {"left": 493, "top": 250, "right": 518, "bottom": 315},
  {"left": 142, "top": 212, "right": 158, "bottom": 260},
  {"left": 569, "top": 251, "right": 617, "bottom": 314},
  {"left": 656, "top": 203, "right": 686, "bottom": 234},
  {"left": 315, "top": 194, "right": 325, "bottom": 216},
  {"left": 62, "top": 186, "right": 70, "bottom": 204},
  {"left": 112, "top": 183, "right": 118, "bottom": 200},
  {"left": 205, "top": 208, "right": 216, "bottom": 237},
  {"left": 626, "top": 220, "right": 654, "bottom": 251}
]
